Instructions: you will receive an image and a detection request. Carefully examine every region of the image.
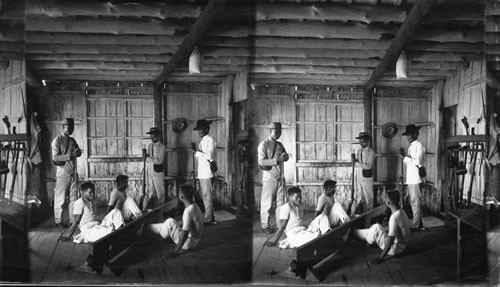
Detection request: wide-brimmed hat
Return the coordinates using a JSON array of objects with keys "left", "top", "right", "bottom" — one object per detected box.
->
[
  {"left": 382, "top": 122, "right": 399, "bottom": 138},
  {"left": 193, "top": 119, "right": 211, "bottom": 130},
  {"left": 172, "top": 118, "right": 188, "bottom": 133},
  {"left": 146, "top": 127, "right": 161, "bottom": 135},
  {"left": 269, "top": 122, "right": 282, "bottom": 130},
  {"left": 402, "top": 124, "right": 421, "bottom": 136},
  {"left": 62, "top": 118, "right": 74, "bottom": 126},
  {"left": 355, "top": 132, "right": 371, "bottom": 140}
]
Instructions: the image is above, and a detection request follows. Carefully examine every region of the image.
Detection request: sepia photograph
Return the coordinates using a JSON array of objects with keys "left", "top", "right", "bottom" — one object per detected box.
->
[{"left": 0, "top": 0, "right": 499, "bottom": 285}]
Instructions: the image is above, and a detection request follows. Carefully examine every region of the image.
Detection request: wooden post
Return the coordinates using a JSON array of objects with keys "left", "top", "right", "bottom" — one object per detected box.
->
[
  {"left": 364, "top": 0, "right": 438, "bottom": 90},
  {"left": 153, "top": 84, "right": 163, "bottom": 129},
  {"left": 363, "top": 88, "right": 372, "bottom": 135},
  {"left": 154, "top": 0, "right": 227, "bottom": 85}
]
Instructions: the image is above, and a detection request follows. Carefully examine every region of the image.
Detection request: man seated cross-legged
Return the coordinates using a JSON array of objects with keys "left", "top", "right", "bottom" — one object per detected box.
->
[
  {"left": 146, "top": 185, "right": 204, "bottom": 259},
  {"left": 310, "top": 180, "right": 350, "bottom": 231}
]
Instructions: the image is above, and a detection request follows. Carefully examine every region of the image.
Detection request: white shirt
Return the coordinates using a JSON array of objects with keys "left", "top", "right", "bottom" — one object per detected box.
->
[
  {"left": 388, "top": 209, "right": 411, "bottom": 253},
  {"left": 355, "top": 146, "right": 375, "bottom": 183},
  {"left": 73, "top": 197, "right": 97, "bottom": 227},
  {"left": 195, "top": 134, "right": 216, "bottom": 179},
  {"left": 403, "top": 140, "right": 426, "bottom": 184},
  {"left": 182, "top": 203, "right": 204, "bottom": 239},
  {"left": 147, "top": 141, "right": 166, "bottom": 174},
  {"left": 51, "top": 133, "right": 80, "bottom": 177},
  {"left": 279, "top": 202, "right": 305, "bottom": 233}
]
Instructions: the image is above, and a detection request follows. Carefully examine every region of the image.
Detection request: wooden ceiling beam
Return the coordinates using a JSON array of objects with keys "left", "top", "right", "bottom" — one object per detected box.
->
[
  {"left": 209, "top": 21, "right": 397, "bottom": 39},
  {"left": 26, "top": 32, "right": 185, "bottom": 46},
  {"left": 248, "top": 78, "right": 435, "bottom": 88},
  {"left": 26, "top": 0, "right": 201, "bottom": 19},
  {"left": 202, "top": 47, "right": 386, "bottom": 58},
  {"left": 28, "top": 53, "right": 173, "bottom": 62},
  {"left": 26, "top": 43, "right": 178, "bottom": 55},
  {"left": 250, "top": 3, "right": 407, "bottom": 23},
  {"left": 155, "top": 0, "right": 225, "bottom": 84},
  {"left": 26, "top": 15, "right": 184, "bottom": 35},
  {"left": 201, "top": 37, "right": 392, "bottom": 50},
  {"left": 412, "top": 27, "right": 483, "bottom": 43},
  {"left": 364, "top": 0, "right": 439, "bottom": 90}
]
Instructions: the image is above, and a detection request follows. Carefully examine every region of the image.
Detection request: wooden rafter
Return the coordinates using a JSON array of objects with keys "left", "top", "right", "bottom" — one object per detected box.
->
[
  {"left": 155, "top": 0, "right": 227, "bottom": 85},
  {"left": 364, "top": 0, "right": 438, "bottom": 90}
]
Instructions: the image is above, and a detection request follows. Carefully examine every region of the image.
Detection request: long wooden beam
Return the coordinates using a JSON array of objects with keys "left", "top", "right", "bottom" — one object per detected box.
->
[
  {"left": 248, "top": 77, "right": 436, "bottom": 88},
  {"left": 155, "top": 0, "right": 225, "bottom": 84},
  {"left": 26, "top": 0, "right": 201, "bottom": 19},
  {"left": 209, "top": 21, "right": 397, "bottom": 39},
  {"left": 364, "top": 0, "right": 438, "bottom": 90},
  {"left": 26, "top": 15, "right": 184, "bottom": 35},
  {"left": 26, "top": 43, "right": 178, "bottom": 55},
  {"left": 26, "top": 32, "right": 185, "bottom": 46}
]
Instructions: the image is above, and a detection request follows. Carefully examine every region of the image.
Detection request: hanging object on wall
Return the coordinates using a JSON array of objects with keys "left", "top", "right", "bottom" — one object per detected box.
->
[
  {"left": 382, "top": 122, "right": 399, "bottom": 138},
  {"left": 172, "top": 118, "right": 188, "bottom": 133},
  {"left": 396, "top": 50, "right": 409, "bottom": 79},
  {"left": 189, "top": 46, "right": 203, "bottom": 75}
]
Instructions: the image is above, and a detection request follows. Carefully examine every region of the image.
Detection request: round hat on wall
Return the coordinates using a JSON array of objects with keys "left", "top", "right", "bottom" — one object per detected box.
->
[
  {"left": 382, "top": 122, "right": 399, "bottom": 138},
  {"left": 172, "top": 118, "right": 188, "bottom": 133}
]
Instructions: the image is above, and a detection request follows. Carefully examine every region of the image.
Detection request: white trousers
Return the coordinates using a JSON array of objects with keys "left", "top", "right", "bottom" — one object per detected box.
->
[
  {"left": 199, "top": 178, "right": 214, "bottom": 222},
  {"left": 149, "top": 218, "right": 199, "bottom": 250},
  {"left": 260, "top": 180, "right": 285, "bottom": 229},
  {"left": 54, "top": 174, "right": 78, "bottom": 224},
  {"left": 355, "top": 223, "right": 402, "bottom": 256},
  {"left": 408, "top": 184, "right": 423, "bottom": 228},
  {"left": 355, "top": 181, "right": 374, "bottom": 213},
  {"left": 147, "top": 171, "right": 165, "bottom": 207}
]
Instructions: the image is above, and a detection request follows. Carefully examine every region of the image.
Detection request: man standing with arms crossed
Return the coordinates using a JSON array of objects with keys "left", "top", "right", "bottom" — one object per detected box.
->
[
  {"left": 351, "top": 132, "right": 376, "bottom": 214},
  {"left": 51, "top": 118, "right": 82, "bottom": 229},
  {"left": 193, "top": 119, "right": 217, "bottom": 225},
  {"left": 258, "top": 122, "right": 289, "bottom": 234},
  {"left": 401, "top": 124, "right": 426, "bottom": 231}
]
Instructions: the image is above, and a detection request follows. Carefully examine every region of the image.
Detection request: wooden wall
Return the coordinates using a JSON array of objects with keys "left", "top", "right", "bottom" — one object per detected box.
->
[
  {"left": 434, "top": 60, "right": 486, "bottom": 207},
  {"left": 373, "top": 87, "right": 438, "bottom": 211},
  {"left": 249, "top": 85, "right": 364, "bottom": 210},
  {"left": 163, "top": 79, "right": 233, "bottom": 207},
  {"left": 0, "top": 60, "right": 27, "bottom": 204}
]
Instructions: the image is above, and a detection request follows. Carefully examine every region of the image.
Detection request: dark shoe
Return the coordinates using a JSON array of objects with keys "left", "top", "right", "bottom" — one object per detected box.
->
[
  {"left": 262, "top": 227, "right": 274, "bottom": 234},
  {"left": 56, "top": 222, "right": 68, "bottom": 229},
  {"left": 411, "top": 226, "right": 426, "bottom": 232}
]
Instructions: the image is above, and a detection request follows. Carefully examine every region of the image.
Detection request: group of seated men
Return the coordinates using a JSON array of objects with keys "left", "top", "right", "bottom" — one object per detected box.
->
[
  {"left": 265, "top": 180, "right": 411, "bottom": 266},
  {"left": 59, "top": 175, "right": 204, "bottom": 259}
]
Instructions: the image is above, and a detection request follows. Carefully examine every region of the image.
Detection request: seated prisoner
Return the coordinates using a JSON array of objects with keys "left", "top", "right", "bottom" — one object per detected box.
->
[
  {"left": 60, "top": 182, "right": 115, "bottom": 243},
  {"left": 146, "top": 185, "right": 204, "bottom": 258},
  {"left": 311, "top": 180, "right": 350, "bottom": 230},
  {"left": 266, "top": 186, "right": 323, "bottom": 249},
  {"left": 354, "top": 190, "right": 411, "bottom": 265},
  {"left": 107, "top": 174, "right": 142, "bottom": 223}
]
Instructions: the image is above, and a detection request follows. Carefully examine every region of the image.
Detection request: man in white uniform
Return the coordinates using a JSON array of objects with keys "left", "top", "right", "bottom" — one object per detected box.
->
[
  {"left": 258, "top": 122, "right": 289, "bottom": 234},
  {"left": 51, "top": 118, "right": 82, "bottom": 228},
  {"left": 193, "top": 119, "right": 217, "bottom": 225},
  {"left": 142, "top": 127, "right": 166, "bottom": 209},
  {"left": 351, "top": 132, "right": 376, "bottom": 214},
  {"left": 401, "top": 124, "right": 426, "bottom": 231}
]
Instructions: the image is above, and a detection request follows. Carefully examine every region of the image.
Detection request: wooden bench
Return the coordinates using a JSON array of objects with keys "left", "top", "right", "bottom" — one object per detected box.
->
[
  {"left": 88, "top": 198, "right": 179, "bottom": 274},
  {"left": 292, "top": 205, "right": 387, "bottom": 281}
]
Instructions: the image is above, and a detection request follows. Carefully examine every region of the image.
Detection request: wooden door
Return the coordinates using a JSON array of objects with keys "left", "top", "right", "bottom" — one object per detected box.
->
[
  {"left": 164, "top": 83, "right": 226, "bottom": 180},
  {"left": 296, "top": 100, "right": 364, "bottom": 209}
]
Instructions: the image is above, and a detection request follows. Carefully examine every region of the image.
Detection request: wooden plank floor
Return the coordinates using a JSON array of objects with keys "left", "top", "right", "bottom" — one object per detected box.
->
[
  {"left": 252, "top": 210, "right": 489, "bottom": 285},
  {"left": 28, "top": 208, "right": 252, "bottom": 284}
]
